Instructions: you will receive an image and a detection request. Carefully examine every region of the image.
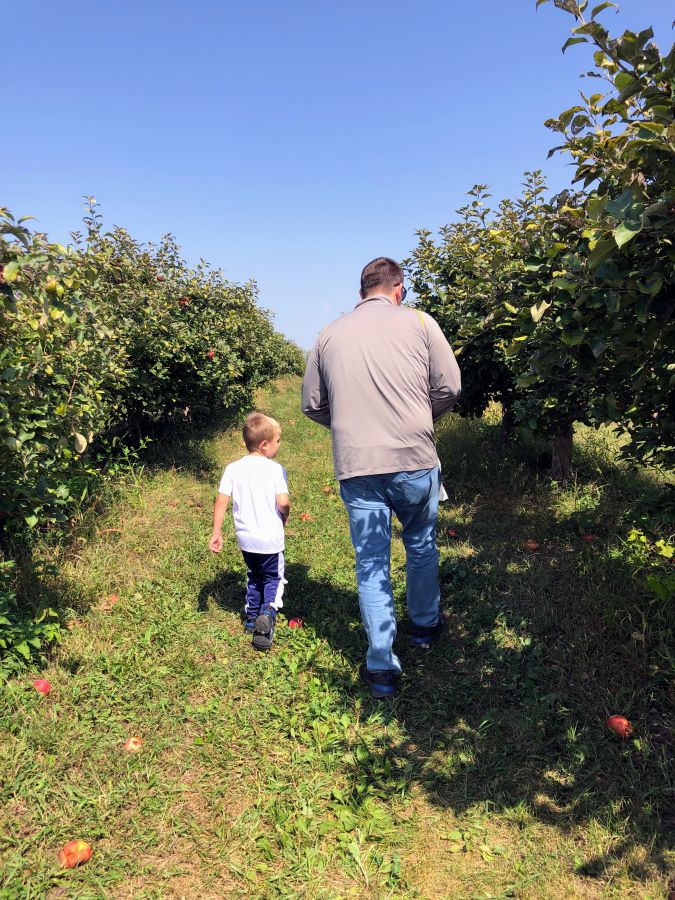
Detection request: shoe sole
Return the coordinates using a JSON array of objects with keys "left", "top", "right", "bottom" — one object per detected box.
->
[
  {"left": 409, "top": 613, "right": 448, "bottom": 649},
  {"left": 369, "top": 685, "right": 397, "bottom": 699},
  {"left": 252, "top": 614, "right": 274, "bottom": 652},
  {"left": 409, "top": 636, "right": 436, "bottom": 649}
]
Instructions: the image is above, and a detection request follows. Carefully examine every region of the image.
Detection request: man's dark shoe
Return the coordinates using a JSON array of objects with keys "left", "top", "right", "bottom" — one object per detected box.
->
[
  {"left": 252, "top": 613, "right": 275, "bottom": 651},
  {"left": 359, "top": 664, "right": 399, "bottom": 699},
  {"left": 409, "top": 610, "right": 448, "bottom": 649}
]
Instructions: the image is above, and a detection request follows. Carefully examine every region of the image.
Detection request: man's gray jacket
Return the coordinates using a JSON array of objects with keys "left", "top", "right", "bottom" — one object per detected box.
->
[{"left": 301, "top": 295, "right": 461, "bottom": 481}]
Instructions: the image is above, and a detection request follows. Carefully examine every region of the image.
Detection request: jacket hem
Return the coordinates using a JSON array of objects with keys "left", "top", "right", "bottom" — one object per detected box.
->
[{"left": 336, "top": 459, "right": 440, "bottom": 482}]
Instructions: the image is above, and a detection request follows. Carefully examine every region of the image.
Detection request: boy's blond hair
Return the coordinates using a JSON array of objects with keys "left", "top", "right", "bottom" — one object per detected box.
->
[{"left": 243, "top": 412, "right": 280, "bottom": 451}]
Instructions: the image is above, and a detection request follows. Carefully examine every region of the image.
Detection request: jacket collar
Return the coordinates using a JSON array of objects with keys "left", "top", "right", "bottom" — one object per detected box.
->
[{"left": 355, "top": 293, "right": 396, "bottom": 309}]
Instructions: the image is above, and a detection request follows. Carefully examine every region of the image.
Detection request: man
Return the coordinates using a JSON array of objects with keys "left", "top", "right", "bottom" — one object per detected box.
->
[{"left": 301, "top": 256, "right": 461, "bottom": 698}]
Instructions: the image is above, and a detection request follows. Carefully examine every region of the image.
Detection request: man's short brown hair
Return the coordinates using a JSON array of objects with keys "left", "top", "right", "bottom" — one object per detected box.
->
[
  {"left": 243, "top": 412, "right": 279, "bottom": 451},
  {"left": 360, "top": 257, "right": 404, "bottom": 297}
]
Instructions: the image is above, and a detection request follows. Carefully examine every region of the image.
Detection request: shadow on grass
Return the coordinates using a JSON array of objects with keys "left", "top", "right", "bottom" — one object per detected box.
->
[
  {"left": 140, "top": 377, "right": 299, "bottom": 482},
  {"left": 197, "top": 414, "right": 673, "bottom": 883}
]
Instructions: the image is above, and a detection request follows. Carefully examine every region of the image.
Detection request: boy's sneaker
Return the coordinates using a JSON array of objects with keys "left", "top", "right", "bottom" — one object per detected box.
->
[
  {"left": 409, "top": 610, "right": 448, "bottom": 649},
  {"left": 359, "top": 664, "right": 400, "bottom": 699},
  {"left": 252, "top": 613, "right": 275, "bottom": 651},
  {"left": 243, "top": 619, "right": 257, "bottom": 634}
]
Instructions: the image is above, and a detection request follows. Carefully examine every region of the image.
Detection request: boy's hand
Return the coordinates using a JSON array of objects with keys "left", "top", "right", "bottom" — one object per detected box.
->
[{"left": 209, "top": 533, "right": 224, "bottom": 553}]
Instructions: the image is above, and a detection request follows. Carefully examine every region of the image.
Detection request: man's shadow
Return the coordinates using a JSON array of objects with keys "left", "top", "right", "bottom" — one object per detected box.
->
[{"left": 196, "top": 548, "right": 673, "bottom": 884}]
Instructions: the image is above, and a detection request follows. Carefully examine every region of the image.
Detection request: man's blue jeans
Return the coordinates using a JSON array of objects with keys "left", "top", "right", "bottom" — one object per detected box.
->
[{"left": 339, "top": 467, "right": 441, "bottom": 674}]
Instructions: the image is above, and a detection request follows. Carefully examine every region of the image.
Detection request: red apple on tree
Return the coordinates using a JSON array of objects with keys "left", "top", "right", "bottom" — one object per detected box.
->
[{"left": 207, "top": 349, "right": 215, "bottom": 360}]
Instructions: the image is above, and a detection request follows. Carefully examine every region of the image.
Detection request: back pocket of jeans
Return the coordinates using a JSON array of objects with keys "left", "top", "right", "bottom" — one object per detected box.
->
[{"left": 397, "top": 469, "right": 433, "bottom": 505}]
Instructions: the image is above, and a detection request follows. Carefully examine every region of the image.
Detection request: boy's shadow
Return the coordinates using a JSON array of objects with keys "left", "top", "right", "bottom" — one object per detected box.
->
[
  {"left": 197, "top": 561, "right": 365, "bottom": 668},
  {"left": 196, "top": 567, "right": 248, "bottom": 614}
]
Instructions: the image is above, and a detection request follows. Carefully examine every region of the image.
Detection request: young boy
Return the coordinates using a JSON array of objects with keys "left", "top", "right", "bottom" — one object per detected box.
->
[{"left": 208, "top": 412, "right": 290, "bottom": 651}]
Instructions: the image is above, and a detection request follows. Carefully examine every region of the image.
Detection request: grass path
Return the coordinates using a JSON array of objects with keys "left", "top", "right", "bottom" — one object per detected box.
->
[{"left": 1, "top": 378, "right": 672, "bottom": 898}]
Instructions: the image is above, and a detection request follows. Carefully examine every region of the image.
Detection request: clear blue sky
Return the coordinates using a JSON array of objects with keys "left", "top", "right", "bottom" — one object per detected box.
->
[{"left": 3, "top": 1, "right": 672, "bottom": 349}]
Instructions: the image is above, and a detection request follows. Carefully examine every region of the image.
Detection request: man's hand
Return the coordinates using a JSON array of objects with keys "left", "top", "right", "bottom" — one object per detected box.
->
[{"left": 209, "top": 533, "right": 224, "bottom": 553}]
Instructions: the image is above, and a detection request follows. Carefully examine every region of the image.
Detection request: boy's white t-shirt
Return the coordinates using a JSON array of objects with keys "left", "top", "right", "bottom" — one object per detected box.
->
[{"left": 218, "top": 455, "right": 288, "bottom": 554}]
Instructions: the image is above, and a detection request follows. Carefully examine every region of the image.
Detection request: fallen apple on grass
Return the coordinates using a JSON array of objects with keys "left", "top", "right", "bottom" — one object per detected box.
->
[
  {"left": 299, "top": 513, "right": 314, "bottom": 522},
  {"left": 322, "top": 486, "right": 333, "bottom": 495},
  {"left": 447, "top": 527, "right": 459, "bottom": 538},
  {"left": 289, "top": 617, "right": 304, "bottom": 629},
  {"left": 123, "top": 736, "right": 143, "bottom": 753},
  {"left": 583, "top": 534, "right": 596, "bottom": 543},
  {"left": 32, "top": 679, "right": 51, "bottom": 696},
  {"left": 58, "top": 839, "right": 92, "bottom": 868},
  {"left": 607, "top": 715, "right": 633, "bottom": 739},
  {"left": 99, "top": 594, "right": 119, "bottom": 611},
  {"left": 524, "top": 539, "right": 540, "bottom": 552}
]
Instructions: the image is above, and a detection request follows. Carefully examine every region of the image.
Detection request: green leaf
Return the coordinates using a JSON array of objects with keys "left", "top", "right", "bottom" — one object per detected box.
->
[
  {"left": 587, "top": 238, "right": 615, "bottom": 269},
  {"left": 25, "top": 515, "right": 39, "bottom": 528},
  {"left": 591, "top": 1, "right": 617, "bottom": 15},
  {"left": 586, "top": 195, "right": 606, "bottom": 222},
  {"left": 15, "top": 641, "right": 31, "bottom": 659},
  {"left": 591, "top": 336, "right": 608, "bottom": 357},
  {"left": 615, "top": 72, "right": 637, "bottom": 91},
  {"left": 605, "top": 189, "right": 636, "bottom": 219},
  {"left": 562, "top": 37, "right": 587, "bottom": 53},
  {"left": 562, "top": 330, "right": 585, "bottom": 346},
  {"left": 613, "top": 220, "right": 642, "bottom": 248},
  {"left": 530, "top": 300, "right": 552, "bottom": 323},
  {"left": 517, "top": 373, "right": 539, "bottom": 387},
  {"left": 503, "top": 302, "right": 519, "bottom": 314}
]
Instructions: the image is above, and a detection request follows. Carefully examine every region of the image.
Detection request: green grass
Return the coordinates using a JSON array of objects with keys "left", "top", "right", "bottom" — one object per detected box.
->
[{"left": 1, "top": 377, "right": 673, "bottom": 898}]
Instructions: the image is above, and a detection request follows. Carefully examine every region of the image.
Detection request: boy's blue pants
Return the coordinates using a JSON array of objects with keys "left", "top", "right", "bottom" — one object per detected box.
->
[{"left": 241, "top": 550, "right": 285, "bottom": 624}]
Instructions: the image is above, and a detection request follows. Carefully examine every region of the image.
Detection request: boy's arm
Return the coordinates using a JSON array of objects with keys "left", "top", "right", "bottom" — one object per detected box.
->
[
  {"left": 209, "top": 493, "right": 230, "bottom": 552},
  {"left": 276, "top": 492, "right": 290, "bottom": 526}
]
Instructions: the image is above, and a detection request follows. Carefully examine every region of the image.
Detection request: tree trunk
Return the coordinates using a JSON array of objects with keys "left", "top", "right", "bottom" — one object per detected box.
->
[
  {"left": 499, "top": 405, "right": 515, "bottom": 446},
  {"left": 550, "top": 423, "right": 574, "bottom": 480}
]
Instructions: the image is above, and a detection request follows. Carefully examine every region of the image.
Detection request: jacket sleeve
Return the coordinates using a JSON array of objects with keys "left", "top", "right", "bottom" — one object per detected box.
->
[
  {"left": 301, "top": 339, "right": 331, "bottom": 428},
  {"left": 426, "top": 314, "right": 462, "bottom": 422}
]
